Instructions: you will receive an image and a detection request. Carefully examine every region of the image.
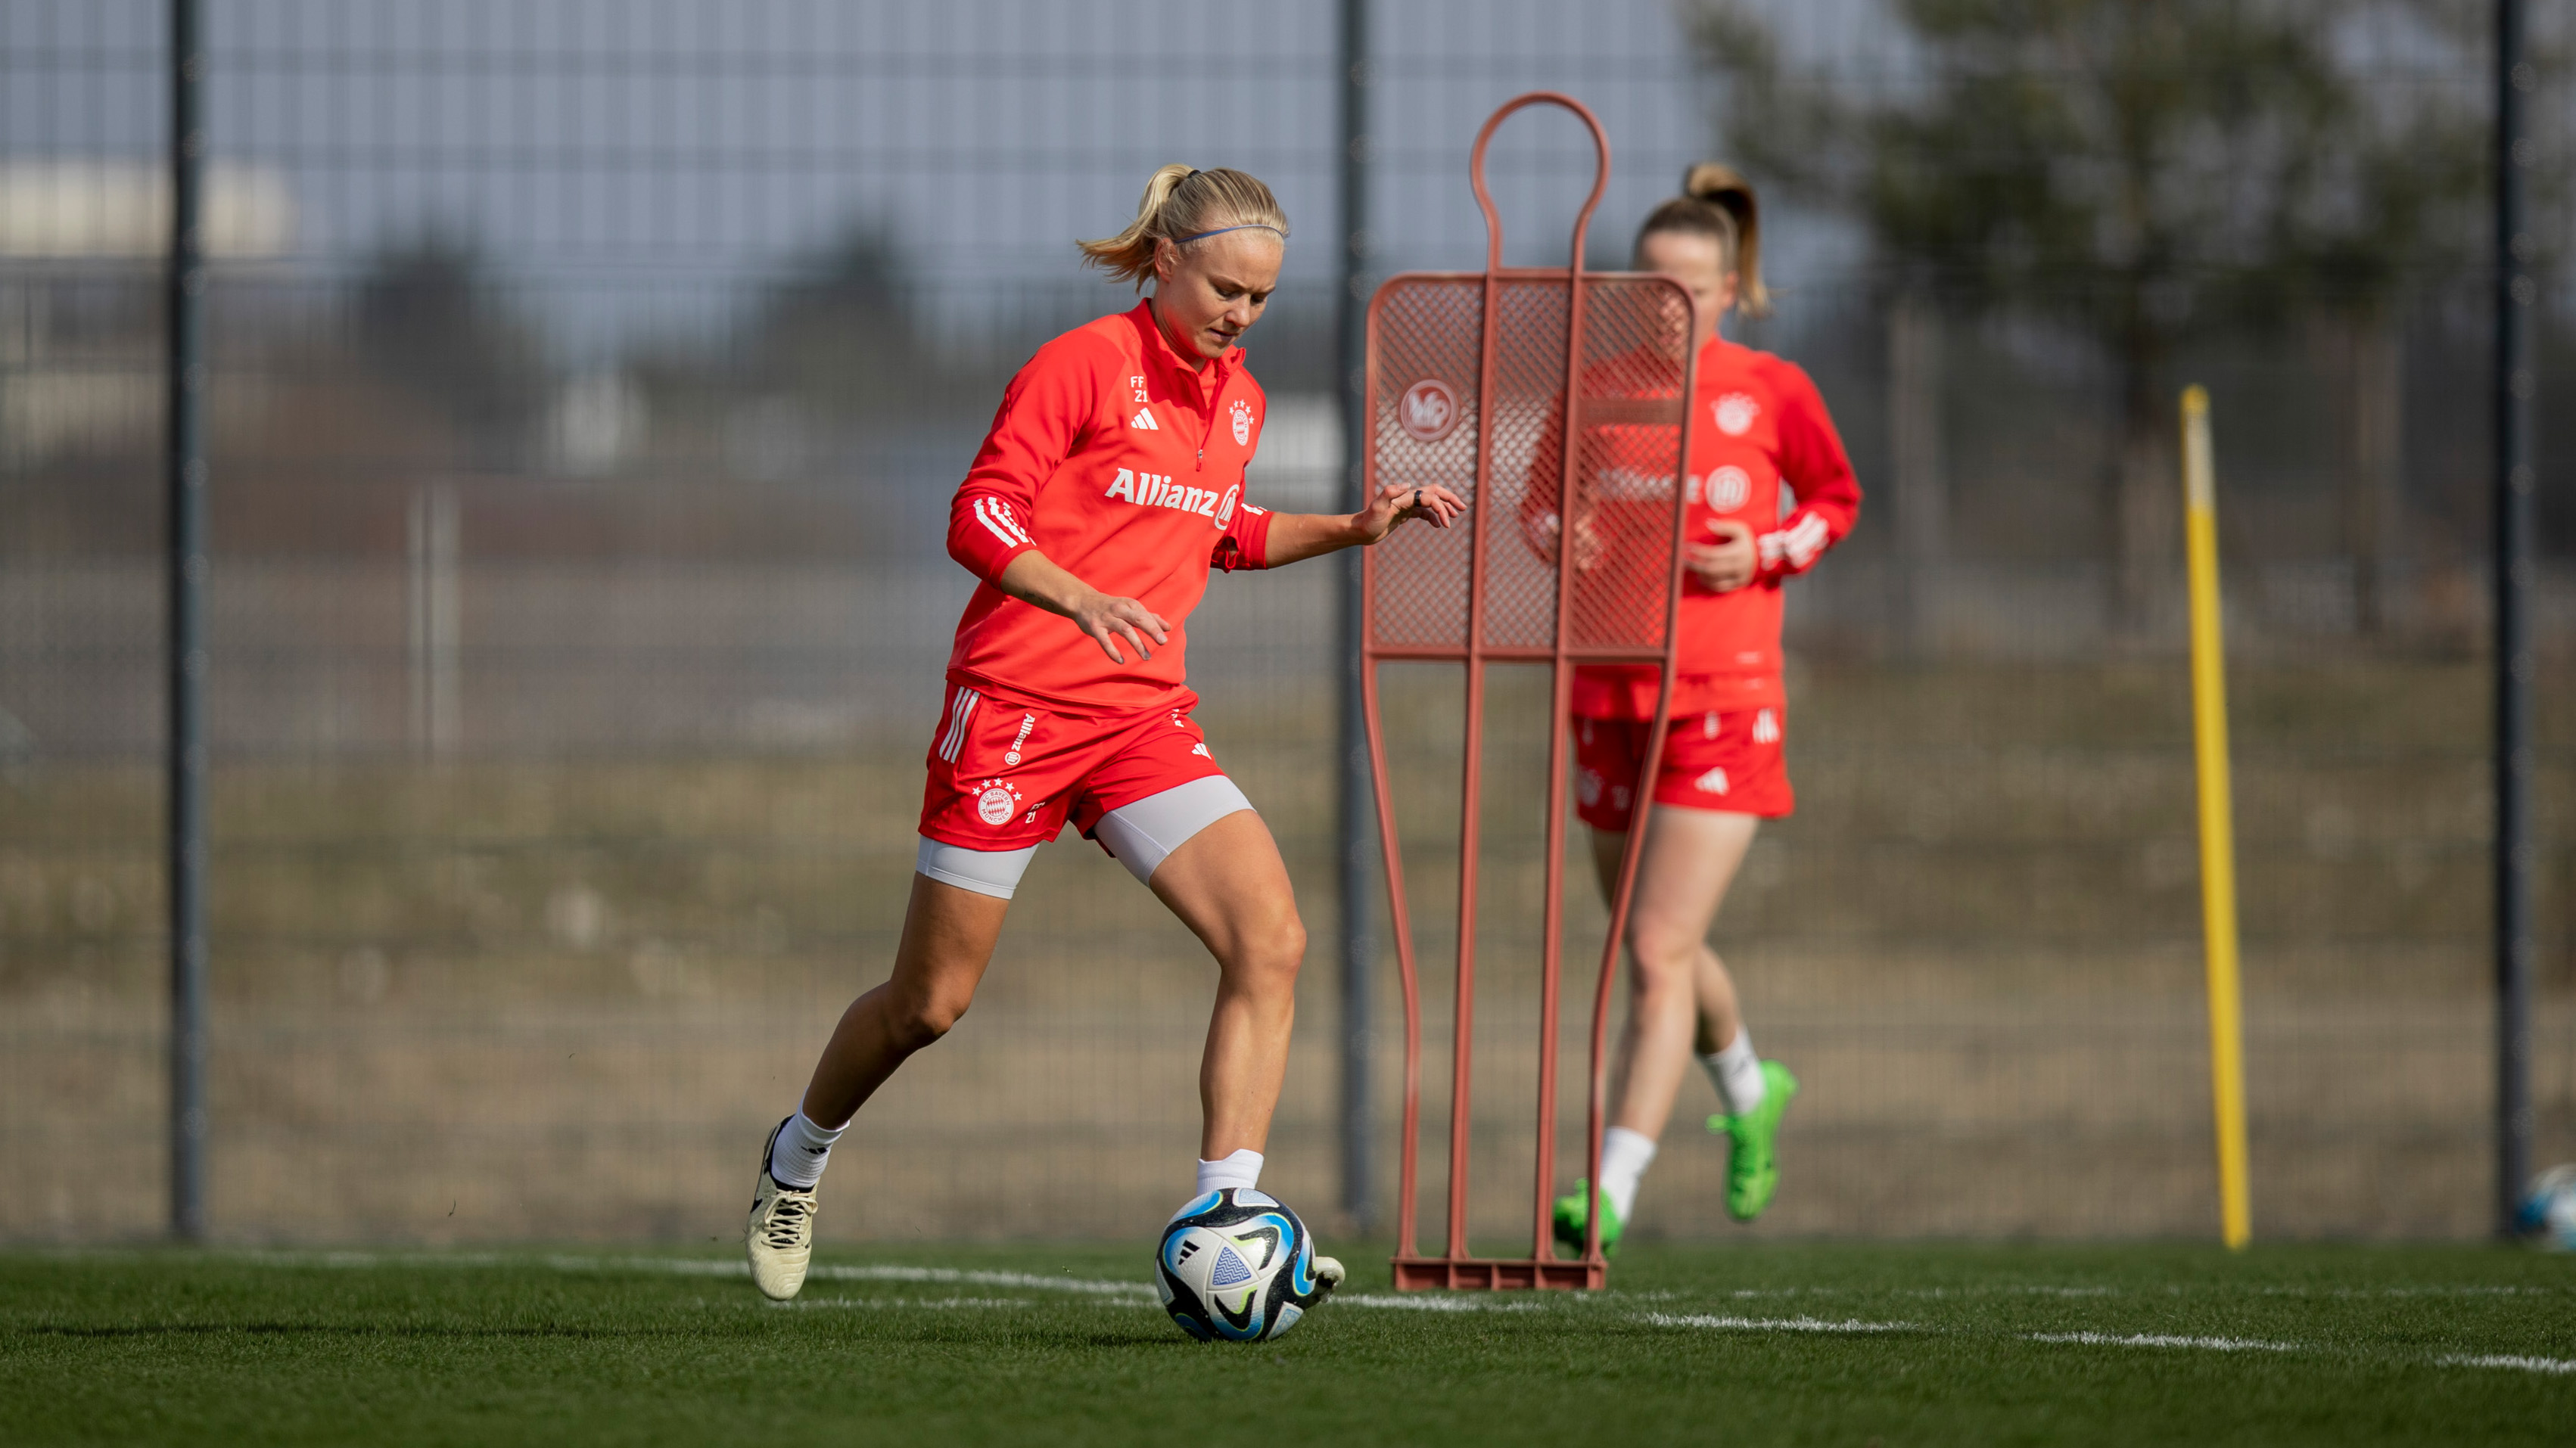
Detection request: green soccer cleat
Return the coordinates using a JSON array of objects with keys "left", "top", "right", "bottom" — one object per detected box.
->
[
  {"left": 1551, "top": 1180, "right": 1624, "bottom": 1257},
  {"left": 1708, "top": 1061, "right": 1798, "bottom": 1223}
]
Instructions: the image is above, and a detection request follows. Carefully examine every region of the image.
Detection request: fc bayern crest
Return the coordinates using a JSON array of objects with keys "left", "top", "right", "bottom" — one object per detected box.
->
[
  {"left": 974, "top": 781, "right": 1020, "bottom": 826},
  {"left": 1230, "top": 398, "right": 1255, "bottom": 446},
  {"left": 1398, "top": 378, "right": 1461, "bottom": 443},
  {"left": 1714, "top": 393, "right": 1760, "bottom": 436}
]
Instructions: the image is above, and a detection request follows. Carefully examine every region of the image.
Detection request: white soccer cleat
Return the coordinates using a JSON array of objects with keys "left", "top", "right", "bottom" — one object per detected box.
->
[
  {"left": 1313, "top": 1254, "right": 1346, "bottom": 1296},
  {"left": 745, "top": 1117, "right": 817, "bottom": 1301}
]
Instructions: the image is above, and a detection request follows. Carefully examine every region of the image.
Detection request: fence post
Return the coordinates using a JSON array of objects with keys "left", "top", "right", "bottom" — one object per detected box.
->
[
  {"left": 2491, "top": 0, "right": 2534, "bottom": 1238},
  {"left": 166, "top": 0, "right": 210, "bottom": 1243},
  {"left": 1336, "top": 0, "right": 1375, "bottom": 1235},
  {"left": 409, "top": 483, "right": 461, "bottom": 759},
  {"left": 1888, "top": 293, "right": 1946, "bottom": 657}
]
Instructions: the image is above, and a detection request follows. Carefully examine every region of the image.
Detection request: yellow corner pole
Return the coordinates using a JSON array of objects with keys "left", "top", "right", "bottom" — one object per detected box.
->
[{"left": 2182, "top": 384, "right": 2251, "bottom": 1250}]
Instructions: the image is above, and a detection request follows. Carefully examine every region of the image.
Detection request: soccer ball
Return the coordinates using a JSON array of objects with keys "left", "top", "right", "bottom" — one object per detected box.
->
[
  {"left": 2516, "top": 1164, "right": 2576, "bottom": 1251},
  {"left": 1156, "top": 1188, "right": 1336, "bottom": 1341}
]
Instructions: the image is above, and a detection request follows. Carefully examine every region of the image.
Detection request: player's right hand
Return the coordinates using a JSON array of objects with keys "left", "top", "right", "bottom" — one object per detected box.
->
[
  {"left": 1071, "top": 591, "right": 1170, "bottom": 664},
  {"left": 1529, "top": 508, "right": 1607, "bottom": 572},
  {"left": 1353, "top": 480, "right": 1466, "bottom": 542},
  {"left": 1686, "top": 519, "right": 1759, "bottom": 592}
]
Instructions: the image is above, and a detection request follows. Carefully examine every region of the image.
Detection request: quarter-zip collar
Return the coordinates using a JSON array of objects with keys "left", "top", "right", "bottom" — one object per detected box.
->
[
  {"left": 1127, "top": 298, "right": 1240, "bottom": 409},
  {"left": 1128, "top": 298, "right": 1242, "bottom": 474},
  {"left": 1700, "top": 331, "right": 1752, "bottom": 373}
]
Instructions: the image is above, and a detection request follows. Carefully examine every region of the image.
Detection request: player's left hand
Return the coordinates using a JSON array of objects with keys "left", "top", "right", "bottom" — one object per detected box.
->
[
  {"left": 1353, "top": 480, "right": 1465, "bottom": 543},
  {"left": 1686, "top": 519, "right": 1759, "bottom": 592}
]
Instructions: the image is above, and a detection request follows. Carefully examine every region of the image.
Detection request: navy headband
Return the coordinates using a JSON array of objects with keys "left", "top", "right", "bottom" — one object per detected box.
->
[
  {"left": 1167, "top": 172, "right": 1284, "bottom": 245},
  {"left": 1174, "top": 222, "right": 1286, "bottom": 245}
]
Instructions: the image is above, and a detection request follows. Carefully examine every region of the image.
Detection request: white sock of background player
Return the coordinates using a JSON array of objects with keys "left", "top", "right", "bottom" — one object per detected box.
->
[
  {"left": 1599, "top": 1027, "right": 1766, "bottom": 1226},
  {"left": 1700, "top": 1026, "right": 1767, "bottom": 1117},
  {"left": 1597, "top": 1126, "right": 1658, "bottom": 1224},
  {"left": 766, "top": 1110, "right": 845, "bottom": 1190}
]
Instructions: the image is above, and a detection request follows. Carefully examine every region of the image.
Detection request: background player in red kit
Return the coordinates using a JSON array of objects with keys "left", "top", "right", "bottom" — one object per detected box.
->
[
  {"left": 742, "top": 166, "right": 1464, "bottom": 1300},
  {"left": 1539, "top": 166, "right": 1861, "bottom": 1252}
]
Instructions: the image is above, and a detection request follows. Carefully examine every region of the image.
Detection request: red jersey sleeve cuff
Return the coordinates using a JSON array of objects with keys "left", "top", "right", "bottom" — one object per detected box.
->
[
  {"left": 1211, "top": 502, "right": 1274, "bottom": 573},
  {"left": 949, "top": 491, "right": 1040, "bottom": 584},
  {"left": 1754, "top": 508, "right": 1836, "bottom": 581}
]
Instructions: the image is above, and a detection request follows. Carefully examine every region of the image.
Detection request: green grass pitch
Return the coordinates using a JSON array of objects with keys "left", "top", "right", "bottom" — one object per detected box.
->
[{"left": 3, "top": 1243, "right": 2570, "bottom": 1445}]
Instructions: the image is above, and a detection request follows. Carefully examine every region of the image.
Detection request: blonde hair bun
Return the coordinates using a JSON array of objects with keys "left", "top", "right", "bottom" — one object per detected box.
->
[{"left": 1636, "top": 163, "right": 1769, "bottom": 318}]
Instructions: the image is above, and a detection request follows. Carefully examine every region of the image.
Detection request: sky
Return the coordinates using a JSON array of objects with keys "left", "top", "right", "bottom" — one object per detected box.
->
[
  {"left": 3, "top": 0, "right": 2536, "bottom": 362},
  {"left": 0, "top": 0, "right": 1884, "bottom": 357}
]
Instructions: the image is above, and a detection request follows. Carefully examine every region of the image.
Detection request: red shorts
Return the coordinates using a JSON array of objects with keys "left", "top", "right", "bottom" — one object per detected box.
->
[
  {"left": 919, "top": 679, "right": 1227, "bottom": 852},
  {"left": 1573, "top": 706, "right": 1793, "bottom": 831}
]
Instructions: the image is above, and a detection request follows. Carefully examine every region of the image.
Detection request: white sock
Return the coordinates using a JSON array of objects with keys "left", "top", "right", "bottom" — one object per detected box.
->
[
  {"left": 1196, "top": 1148, "right": 1264, "bottom": 1196},
  {"left": 767, "top": 1111, "right": 845, "bottom": 1190},
  {"left": 1701, "top": 1028, "right": 1767, "bottom": 1117},
  {"left": 1597, "top": 1126, "right": 1658, "bottom": 1224}
]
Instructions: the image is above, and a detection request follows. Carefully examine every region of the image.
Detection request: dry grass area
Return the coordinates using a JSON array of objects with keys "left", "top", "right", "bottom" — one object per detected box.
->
[{"left": 2, "top": 661, "right": 2571, "bottom": 1245}]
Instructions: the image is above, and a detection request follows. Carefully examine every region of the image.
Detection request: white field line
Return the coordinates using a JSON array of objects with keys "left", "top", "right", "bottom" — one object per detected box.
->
[
  {"left": 769, "top": 1296, "right": 1059, "bottom": 1311},
  {"left": 801, "top": 1263, "right": 1157, "bottom": 1299},
  {"left": 1339, "top": 1294, "right": 1547, "bottom": 1313},
  {"left": 181, "top": 1252, "right": 2576, "bottom": 1375},
  {"left": 1715, "top": 1285, "right": 2553, "bottom": 1301},
  {"left": 1647, "top": 1309, "right": 2576, "bottom": 1377},
  {"left": 1720, "top": 1286, "right": 2117, "bottom": 1300},
  {"left": 2435, "top": 1354, "right": 2576, "bottom": 1376},
  {"left": 2025, "top": 1331, "right": 2300, "bottom": 1353},
  {"left": 1645, "top": 1313, "right": 1917, "bottom": 1335},
  {"left": 190, "top": 1255, "right": 2559, "bottom": 1303},
  {"left": 207, "top": 1250, "right": 1162, "bottom": 1300},
  {"left": 2246, "top": 1285, "right": 2559, "bottom": 1299},
  {"left": 1644, "top": 1312, "right": 2299, "bottom": 1351}
]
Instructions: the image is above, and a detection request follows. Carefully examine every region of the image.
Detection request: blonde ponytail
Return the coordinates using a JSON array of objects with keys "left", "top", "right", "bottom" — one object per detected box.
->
[
  {"left": 1636, "top": 163, "right": 1770, "bottom": 318},
  {"left": 1078, "top": 166, "right": 1290, "bottom": 288}
]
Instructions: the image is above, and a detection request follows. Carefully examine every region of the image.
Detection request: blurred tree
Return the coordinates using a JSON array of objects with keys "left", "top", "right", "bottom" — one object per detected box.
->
[
  {"left": 1685, "top": 0, "right": 2486, "bottom": 630},
  {"left": 352, "top": 234, "right": 545, "bottom": 470},
  {"left": 642, "top": 222, "right": 972, "bottom": 488},
  {"left": 743, "top": 222, "right": 951, "bottom": 420}
]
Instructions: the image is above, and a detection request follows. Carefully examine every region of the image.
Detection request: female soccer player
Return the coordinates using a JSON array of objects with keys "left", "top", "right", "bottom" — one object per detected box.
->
[
  {"left": 742, "top": 166, "right": 1463, "bottom": 1300},
  {"left": 1545, "top": 166, "right": 1861, "bottom": 1252}
]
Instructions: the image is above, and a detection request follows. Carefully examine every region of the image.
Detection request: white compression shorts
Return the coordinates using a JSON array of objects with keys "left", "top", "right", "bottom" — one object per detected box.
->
[
  {"left": 913, "top": 837, "right": 1041, "bottom": 900},
  {"left": 914, "top": 774, "right": 1255, "bottom": 900}
]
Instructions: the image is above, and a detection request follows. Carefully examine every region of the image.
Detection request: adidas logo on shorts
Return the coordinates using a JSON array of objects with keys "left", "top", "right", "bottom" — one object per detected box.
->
[{"left": 1694, "top": 766, "right": 1731, "bottom": 795}]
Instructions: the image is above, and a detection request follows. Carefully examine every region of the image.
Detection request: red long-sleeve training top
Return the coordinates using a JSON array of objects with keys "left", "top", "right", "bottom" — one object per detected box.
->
[
  {"left": 945, "top": 300, "right": 1274, "bottom": 713},
  {"left": 1521, "top": 334, "right": 1860, "bottom": 717}
]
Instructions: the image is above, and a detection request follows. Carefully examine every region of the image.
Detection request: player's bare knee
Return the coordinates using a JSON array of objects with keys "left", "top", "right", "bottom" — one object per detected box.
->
[
  {"left": 1223, "top": 917, "right": 1304, "bottom": 997},
  {"left": 1233, "top": 943, "right": 1302, "bottom": 998},
  {"left": 1272, "top": 912, "right": 1308, "bottom": 974},
  {"left": 887, "top": 987, "right": 972, "bottom": 1049},
  {"left": 1626, "top": 921, "right": 1703, "bottom": 982}
]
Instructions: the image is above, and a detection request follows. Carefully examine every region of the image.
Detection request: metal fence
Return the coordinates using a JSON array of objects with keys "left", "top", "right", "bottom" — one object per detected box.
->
[{"left": 2, "top": 0, "right": 2571, "bottom": 1247}]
